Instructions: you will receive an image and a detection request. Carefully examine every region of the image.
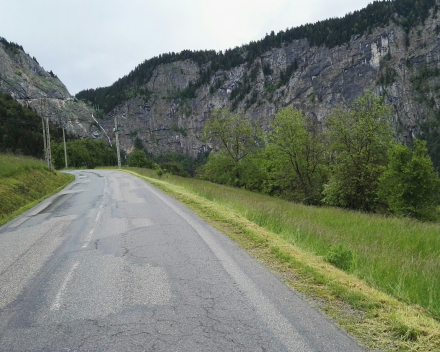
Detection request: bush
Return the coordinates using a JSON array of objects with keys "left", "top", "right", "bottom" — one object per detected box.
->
[
  {"left": 378, "top": 140, "right": 440, "bottom": 221},
  {"left": 325, "top": 244, "right": 354, "bottom": 272},
  {"left": 128, "top": 149, "right": 154, "bottom": 168},
  {"left": 159, "top": 161, "right": 189, "bottom": 177},
  {"left": 155, "top": 166, "right": 164, "bottom": 177},
  {"left": 52, "top": 139, "right": 117, "bottom": 169}
]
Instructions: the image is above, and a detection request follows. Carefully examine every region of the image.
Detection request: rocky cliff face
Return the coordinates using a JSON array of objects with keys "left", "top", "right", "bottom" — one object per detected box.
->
[
  {"left": 93, "top": 10, "right": 440, "bottom": 158},
  {"left": 2, "top": 8, "right": 440, "bottom": 159},
  {"left": 0, "top": 38, "right": 95, "bottom": 138}
]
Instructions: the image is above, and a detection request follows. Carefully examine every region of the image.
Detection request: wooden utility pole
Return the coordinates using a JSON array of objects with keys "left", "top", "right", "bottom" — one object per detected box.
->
[
  {"left": 114, "top": 116, "right": 121, "bottom": 169},
  {"left": 41, "top": 99, "right": 48, "bottom": 164},
  {"left": 63, "top": 127, "right": 68, "bottom": 169},
  {"left": 40, "top": 98, "right": 52, "bottom": 171},
  {"left": 45, "top": 117, "right": 52, "bottom": 171},
  {"left": 42, "top": 116, "right": 48, "bottom": 164}
]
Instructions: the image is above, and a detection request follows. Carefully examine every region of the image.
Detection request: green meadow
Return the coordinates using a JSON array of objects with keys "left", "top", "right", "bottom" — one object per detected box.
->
[
  {"left": 0, "top": 154, "right": 74, "bottom": 224},
  {"left": 126, "top": 167, "right": 440, "bottom": 320}
]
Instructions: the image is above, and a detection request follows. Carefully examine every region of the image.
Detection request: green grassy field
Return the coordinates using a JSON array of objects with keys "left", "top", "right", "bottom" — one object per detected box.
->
[
  {"left": 0, "top": 154, "right": 74, "bottom": 224},
  {"left": 0, "top": 154, "right": 48, "bottom": 177},
  {"left": 135, "top": 169, "right": 440, "bottom": 316},
  {"left": 123, "top": 167, "right": 440, "bottom": 350}
]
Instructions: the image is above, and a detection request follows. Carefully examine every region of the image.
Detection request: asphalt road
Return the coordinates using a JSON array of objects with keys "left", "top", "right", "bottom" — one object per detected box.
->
[{"left": 0, "top": 170, "right": 365, "bottom": 351}]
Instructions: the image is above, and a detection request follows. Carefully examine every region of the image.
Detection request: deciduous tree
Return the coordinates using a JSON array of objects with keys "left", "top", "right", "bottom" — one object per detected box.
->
[
  {"left": 202, "top": 109, "right": 264, "bottom": 188},
  {"left": 323, "top": 92, "right": 394, "bottom": 211},
  {"left": 268, "top": 107, "right": 328, "bottom": 204},
  {"left": 378, "top": 139, "right": 440, "bottom": 220}
]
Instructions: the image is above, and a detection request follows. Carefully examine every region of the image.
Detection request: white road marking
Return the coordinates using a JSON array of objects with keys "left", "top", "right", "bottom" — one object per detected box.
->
[
  {"left": 103, "top": 177, "right": 108, "bottom": 195},
  {"left": 51, "top": 261, "right": 80, "bottom": 311},
  {"left": 84, "top": 177, "right": 107, "bottom": 247},
  {"left": 82, "top": 229, "right": 94, "bottom": 248}
]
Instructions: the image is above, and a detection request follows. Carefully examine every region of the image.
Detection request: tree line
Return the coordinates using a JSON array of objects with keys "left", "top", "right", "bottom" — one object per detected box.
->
[
  {"left": 0, "top": 37, "right": 24, "bottom": 55},
  {"left": 0, "top": 92, "right": 121, "bottom": 169},
  {"left": 76, "top": 0, "right": 437, "bottom": 113},
  {"left": 0, "top": 92, "right": 203, "bottom": 174},
  {"left": 4, "top": 88, "right": 438, "bottom": 221},
  {"left": 127, "top": 144, "right": 208, "bottom": 178},
  {"left": 198, "top": 92, "right": 440, "bottom": 221},
  {"left": 51, "top": 139, "right": 121, "bottom": 169},
  {"left": 0, "top": 93, "right": 65, "bottom": 158}
]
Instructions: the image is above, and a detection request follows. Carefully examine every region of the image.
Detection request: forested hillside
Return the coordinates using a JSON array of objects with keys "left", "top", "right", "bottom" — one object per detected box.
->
[
  {"left": 71, "top": 0, "right": 440, "bottom": 180},
  {"left": 0, "top": 36, "right": 96, "bottom": 141},
  {"left": 76, "top": 0, "right": 437, "bottom": 113},
  {"left": 199, "top": 93, "right": 440, "bottom": 220},
  {"left": 0, "top": 93, "right": 63, "bottom": 158},
  {"left": 0, "top": 92, "right": 118, "bottom": 169},
  {"left": 3, "top": 0, "right": 440, "bottom": 183}
]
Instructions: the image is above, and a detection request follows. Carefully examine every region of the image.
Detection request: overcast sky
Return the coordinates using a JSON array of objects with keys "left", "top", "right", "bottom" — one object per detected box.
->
[{"left": 1, "top": 0, "right": 372, "bottom": 95}]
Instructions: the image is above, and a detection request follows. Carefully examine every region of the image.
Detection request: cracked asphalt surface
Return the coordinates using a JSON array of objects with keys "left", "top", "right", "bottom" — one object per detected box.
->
[{"left": 0, "top": 170, "right": 365, "bottom": 351}]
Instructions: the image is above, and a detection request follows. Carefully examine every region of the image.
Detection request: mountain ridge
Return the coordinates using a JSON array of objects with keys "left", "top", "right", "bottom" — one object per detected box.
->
[
  {"left": 1, "top": 0, "right": 440, "bottom": 170},
  {"left": 76, "top": 0, "right": 436, "bottom": 112},
  {"left": 0, "top": 37, "right": 95, "bottom": 140}
]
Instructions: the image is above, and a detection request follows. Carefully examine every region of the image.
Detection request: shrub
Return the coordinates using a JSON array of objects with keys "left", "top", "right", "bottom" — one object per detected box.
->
[
  {"left": 378, "top": 139, "right": 440, "bottom": 221},
  {"left": 325, "top": 244, "right": 354, "bottom": 272},
  {"left": 128, "top": 149, "right": 154, "bottom": 168},
  {"left": 155, "top": 166, "right": 164, "bottom": 177},
  {"left": 159, "top": 161, "right": 189, "bottom": 177}
]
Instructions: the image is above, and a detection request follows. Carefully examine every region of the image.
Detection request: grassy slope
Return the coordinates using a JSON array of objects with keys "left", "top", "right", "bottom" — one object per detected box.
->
[
  {"left": 0, "top": 154, "right": 74, "bottom": 225},
  {"left": 123, "top": 167, "right": 440, "bottom": 351}
]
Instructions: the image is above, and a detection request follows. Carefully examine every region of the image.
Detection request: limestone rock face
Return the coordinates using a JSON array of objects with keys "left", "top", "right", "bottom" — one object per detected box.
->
[
  {"left": 2, "top": 10, "right": 440, "bottom": 158},
  {"left": 96, "top": 13, "right": 440, "bottom": 157},
  {"left": 0, "top": 39, "right": 95, "bottom": 139}
]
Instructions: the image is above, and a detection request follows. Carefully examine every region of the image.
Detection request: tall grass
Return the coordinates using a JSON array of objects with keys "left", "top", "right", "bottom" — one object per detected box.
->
[
  {"left": 129, "top": 167, "right": 440, "bottom": 319},
  {"left": 0, "top": 154, "right": 47, "bottom": 178},
  {"left": 0, "top": 154, "right": 73, "bottom": 222}
]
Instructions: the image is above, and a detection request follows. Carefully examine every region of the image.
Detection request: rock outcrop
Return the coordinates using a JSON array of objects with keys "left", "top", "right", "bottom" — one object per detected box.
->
[
  {"left": 0, "top": 38, "right": 95, "bottom": 139},
  {"left": 95, "top": 11, "right": 440, "bottom": 158},
  {"left": 2, "top": 7, "right": 440, "bottom": 160}
]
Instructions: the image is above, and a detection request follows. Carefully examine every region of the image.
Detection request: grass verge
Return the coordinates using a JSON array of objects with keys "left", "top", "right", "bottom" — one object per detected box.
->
[
  {"left": 124, "top": 167, "right": 440, "bottom": 351},
  {"left": 0, "top": 154, "right": 74, "bottom": 225}
]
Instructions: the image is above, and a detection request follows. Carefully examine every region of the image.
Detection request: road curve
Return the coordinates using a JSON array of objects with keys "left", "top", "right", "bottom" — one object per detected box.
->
[{"left": 0, "top": 170, "right": 365, "bottom": 351}]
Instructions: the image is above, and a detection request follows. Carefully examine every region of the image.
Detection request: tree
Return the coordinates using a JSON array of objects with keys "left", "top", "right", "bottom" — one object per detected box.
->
[
  {"left": 154, "top": 151, "right": 208, "bottom": 177},
  {"left": 52, "top": 139, "right": 117, "bottom": 169},
  {"left": 202, "top": 109, "right": 264, "bottom": 188},
  {"left": 204, "top": 109, "right": 259, "bottom": 164},
  {"left": 323, "top": 92, "right": 394, "bottom": 211},
  {"left": 267, "top": 107, "right": 328, "bottom": 204},
  {"left": 128, "top": 149, "right": 153, "bottom": 168},
  {"left": 0, "top": 93, "right": 65, "bottom": 158},
  {"left": 159, "top": 161, "right": 189, "bottom": 177},
  {"left": 378, "top": 139, "right": 440, "bottom": 220}
]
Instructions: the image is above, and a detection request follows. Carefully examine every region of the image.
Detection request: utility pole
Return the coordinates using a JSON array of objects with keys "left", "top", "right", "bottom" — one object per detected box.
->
[
  {"left": 45, "top": 117, "right": 52, "bottom": 171},
  {"left": 41, "top": 99, "right": 48, "bottom": 164},
  {"left": 39, "top": 98, "right": 52, "bottom": 171},
  {"left": 46, "top": 117, "right": 52, "bottom": 171},
  {"left": 42, "top": 116, "right": 48, "bottom": 164},
  {"left": 63, "top": 127, "right": 68, "bottom": 169},
  {"left": 114, "top": 116, "right": 121, "bottom": 169}
]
